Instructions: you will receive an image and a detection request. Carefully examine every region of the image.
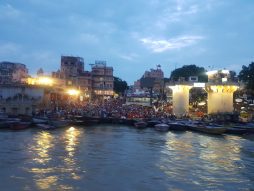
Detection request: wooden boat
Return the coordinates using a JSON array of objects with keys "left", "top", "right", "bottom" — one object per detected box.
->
[
  {"left": 80, "top": 116, "right": 100, "bottom": 125},
  {"left": 0, "top": 118, "right": 21, "bottom": 129},
  {"left": 232, "top": 124, "right": 254, "bottom": 133},
  {"left": 10, "top": 122, "right": 31, "bottom": 130},
  {"left": 147, "top": 120, "right": 161, "bottom": 127},
  {"left": 49, "top": 119, "right": 70, "bottom": 128},
  {"left": 134, "top": 121, "right": 147, "bottom": 128},
  {"left": 225, "top": 127, "right": 249, "bottom": 135},
  {"left": 188, "top": 123, "right": 226, "bottom": 135},
  {"left": 167, "top": 121, "right": 187, "bottom": 131},
  {"left": 155, "top": 123, "right": 169, "bottom": 132},
  {"left": 36, "top": 123, "right": 56, "bottom": 130},
  {"left": 32, "top": 117, "right": 48, "bottom": 124}
]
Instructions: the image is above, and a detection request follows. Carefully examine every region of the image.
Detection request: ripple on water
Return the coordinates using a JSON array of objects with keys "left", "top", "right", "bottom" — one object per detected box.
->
[{"left": 0, "top": 125, "right": 253, "bottom": 191}]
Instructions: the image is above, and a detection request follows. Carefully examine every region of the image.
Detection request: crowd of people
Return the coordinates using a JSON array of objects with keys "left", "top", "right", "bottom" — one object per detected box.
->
[{"left": 36, "top": 98, "right": 176, "bottom": 120}]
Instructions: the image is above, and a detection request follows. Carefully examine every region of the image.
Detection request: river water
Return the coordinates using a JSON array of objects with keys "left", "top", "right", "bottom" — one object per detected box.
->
[{"left": 0, "top": 124, "right": 253, "bottom": 191}]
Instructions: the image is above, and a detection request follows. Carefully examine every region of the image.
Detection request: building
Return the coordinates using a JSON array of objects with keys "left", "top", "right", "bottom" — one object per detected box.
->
[
  {"left": 52, "top": 56, "right": 114, "bottom": 101},
  {"left": 134, "top": 65, "right": 164, "bottom": 93},
  {"left": 0, "top": 84, "right": 44, "bottom": 115},
  {"left": 0, "top": 61, "right": 28, "bottom": 84},
  {"left": 60, "top": 56, "right": 84, "bottom": 78},
  {"left": 143, "top": 65, "right": 164, "bottom": 79},
  {"left": 91, "top": 61, "right": 114, "bottom": 97}
]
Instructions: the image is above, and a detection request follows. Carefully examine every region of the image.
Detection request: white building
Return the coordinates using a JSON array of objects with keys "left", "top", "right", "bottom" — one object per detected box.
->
[{"left": 0, "top": 85, "right": 44, "bottom": 115}]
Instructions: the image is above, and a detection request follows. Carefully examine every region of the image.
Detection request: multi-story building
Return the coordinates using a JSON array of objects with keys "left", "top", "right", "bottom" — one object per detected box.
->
[
  {"left": 60, "top": 56, "right": 84, "bottom": 78},
  {"left": 52, "top": 57, "right": 114, "bottom": 100},
  {"left": 134, "top": 65, "right": 164, "bottom": 92},
  {"left": 0, "top": 61, "right": 28, "bottom": 84},
  {"left": 91, "top": 61, "right": 114, "bottom": 97}
]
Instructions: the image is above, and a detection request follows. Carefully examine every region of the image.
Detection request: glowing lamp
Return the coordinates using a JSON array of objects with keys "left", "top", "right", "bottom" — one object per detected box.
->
[
  {"left": 37, "top": 77, "right": 53, "bottom": 86},
  {"left": 198, "top": 102, "right": 206, "bottom": 106},
  {"left": 67, "top": 89, "right": 80, "bottom": 96},
  {"left": 235, "top": 98, "right": 242, "bottom": 103}
]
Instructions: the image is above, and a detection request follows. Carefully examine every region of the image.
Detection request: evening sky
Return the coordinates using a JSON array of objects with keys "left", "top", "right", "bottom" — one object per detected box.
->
[{"left": 0, "top": 0, "right": 253, "bottom": 84}]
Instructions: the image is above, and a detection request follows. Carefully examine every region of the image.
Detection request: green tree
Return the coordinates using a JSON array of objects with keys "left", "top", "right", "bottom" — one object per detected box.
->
[
  {"left": 239, "top": 62, "right": 254, "bottom": 91},
  {"left": 170, "top": 65, "right": 208, "bottom": 82},
  {"left": 113, "top": 77, "right": 128, "bottom": 95}
]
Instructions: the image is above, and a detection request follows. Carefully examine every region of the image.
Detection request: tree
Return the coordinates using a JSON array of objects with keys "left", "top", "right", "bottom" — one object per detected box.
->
[
  {"left": 170, "top": 65, "right": 208, "bottom": 82},
  {"left": 239, "top": 62, "right": 254, "bottom": 91},
  {"left": 113, "top": 77, "right": 128, "bottom": 95}
]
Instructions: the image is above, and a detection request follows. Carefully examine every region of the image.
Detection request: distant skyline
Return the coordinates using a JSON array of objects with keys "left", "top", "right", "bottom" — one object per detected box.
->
[{"left": 0, "top": 0, "right": 254, "bottom": 84}]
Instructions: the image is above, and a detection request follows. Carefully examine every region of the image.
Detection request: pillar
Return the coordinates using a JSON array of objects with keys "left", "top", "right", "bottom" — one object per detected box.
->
[
  {"left": 169, "top": 85, "right": 192, "bottom": 117},
  {"left": 205, "top": 85, "right": 238, "bottom": 114}
]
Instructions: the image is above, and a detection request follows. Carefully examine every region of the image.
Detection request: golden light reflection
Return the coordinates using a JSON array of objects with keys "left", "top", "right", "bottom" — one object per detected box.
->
[
  {"left": 32, "top": 131, "right": 54, "bottom": 164},
  {"left": 64, "top": 127, "right": 83, "bottom": 180},
  {"left": 36, "top": 176, "right": 58, "bottom": 190},
  {"left": 198, "top": 136, "right": 241, "bottom": 171},
  {"left": 165, "top": 133, "right": 194, "bottom": 157}
]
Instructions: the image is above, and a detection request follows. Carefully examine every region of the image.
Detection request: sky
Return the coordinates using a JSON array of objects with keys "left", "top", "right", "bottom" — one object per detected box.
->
[{"left": 0, "top": 0, "right": 254, "bottom": 84}]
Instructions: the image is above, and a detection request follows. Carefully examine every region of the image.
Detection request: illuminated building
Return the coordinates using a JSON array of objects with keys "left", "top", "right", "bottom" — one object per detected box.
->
[
  {"left": 91, "top": 61, "right": 114, "bottom": 97},
  {"left": 0, "top": 84, "right": 44, "bottom": 115}
]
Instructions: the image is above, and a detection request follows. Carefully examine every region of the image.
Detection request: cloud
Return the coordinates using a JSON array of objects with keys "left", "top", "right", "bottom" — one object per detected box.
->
[
  {"left": 0, "top": 4, "right": 21, "bottom": 20},
  {"left": 140, "top": 35, "right": 204, "bottom": 53}
]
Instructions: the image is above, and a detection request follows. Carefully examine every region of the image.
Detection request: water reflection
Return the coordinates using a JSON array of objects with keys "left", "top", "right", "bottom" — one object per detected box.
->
[
  {"left": 159, "top": 132, "right": 249, "bottom": 189},
  {"left": 28, "top": 127, "right": 84, "bottom": 190},
  {"left": 63, "top": 127, "right": 83, "bottom": 180},
  {"left": 29, "top": 131, "right": 59, "bottom": 190},
  {"left": 198, "top": 135, "right": 242, "bottom": 171},
  {"left": 0, "top": 125, "right": 253, "bottom": 190},
  {"left": 30, "top": 131, "right": 54, "bottom": 164}
]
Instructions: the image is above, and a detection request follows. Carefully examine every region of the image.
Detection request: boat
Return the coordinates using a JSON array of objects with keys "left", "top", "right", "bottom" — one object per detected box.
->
[
  {"left": 232, "top": 124, "right": 254, "bottom": 134},
  {"left": 225, "top": 127, "right": 249, "bottom": 135},
  {"left": 10, "top": 122, "right": 31, "bottom": 130},
  {"left": 188, "top": 123, "right": 226, "bottom": 135},
  {"left": 49, "top": 119, "right": 70, "bottom": 128},
  {"left": 147, "top": 120, "right": 161, "bottom": 127},
  {"left": 167, "top": 121, "right": 187, "bottom": 131},
  {"left": 36, "top": 123, "right": 56, "bottom": 130},
  {"left": 134, "top": 121, "right": 147, "bottom": 128},
  {"left": 155, "top": 123, "right": 169, "bottom": 132},
  {"left": 32, "top": 117, "right": 48, "bottom": 124},
  {"left": 80, "top": 116, "right": 100, "bottom": 126}
]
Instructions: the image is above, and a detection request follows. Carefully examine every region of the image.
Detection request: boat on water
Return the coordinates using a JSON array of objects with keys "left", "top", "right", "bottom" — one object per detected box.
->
[
  {"left": 187, "top": 123, "right": 227, "bottom": 135},
  {"left": 167, "top": 121, "right": 188, "bottom": 131},
  {"left": 232, "top": 124, "right": 254, "bottom": 133},
  {"left": 147, "top": 120, "right": 161, "bottom": 127},
  {"left": 225, "top": 127, "right": 249, "bottom": 135},
  {"left": 32, "top": 117, "right": 48, "bottom": 124},
  {"left": 155, "top": 123, "right": 169, "bottom": 132},
  {"left": 49, "top": 119, "right": 70, "bottom": 128},
  {"left": 78, "top": 116, "right": 100, "bottom": 126},
  {"left": 134, "top": 121, "right": 147, "bottom": 128},
  {"left": 10, "top": 122, "right": 31, "bottom": 130}
]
